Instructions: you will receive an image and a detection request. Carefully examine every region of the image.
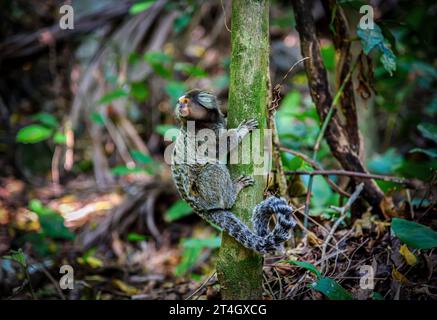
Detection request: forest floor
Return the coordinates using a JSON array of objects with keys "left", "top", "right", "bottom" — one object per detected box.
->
[{"left": 1, "top": 174, "right": 436, "bottom": 300}]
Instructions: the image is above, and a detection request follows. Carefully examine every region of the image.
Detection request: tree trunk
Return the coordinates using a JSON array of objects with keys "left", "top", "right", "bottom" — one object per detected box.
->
[
  {"left": 291, "top": 0, "right": 388, "bottom": 217},
  {"left": 216, "top": 0, "right": 269, "bottom": 300}
]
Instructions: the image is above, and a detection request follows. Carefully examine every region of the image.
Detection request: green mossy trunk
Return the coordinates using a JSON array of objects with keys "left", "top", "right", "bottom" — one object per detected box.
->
[{"left": 216, "top": 0, "right": 269, "bottom": 300}]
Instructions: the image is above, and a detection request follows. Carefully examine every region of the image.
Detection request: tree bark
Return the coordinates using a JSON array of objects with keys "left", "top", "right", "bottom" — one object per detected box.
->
[
  {"left": 216, "top": 0, "right": 269, "bottom": 299},
  {"left": 291, "top": 0, "right": 388, "bottom": 217}
]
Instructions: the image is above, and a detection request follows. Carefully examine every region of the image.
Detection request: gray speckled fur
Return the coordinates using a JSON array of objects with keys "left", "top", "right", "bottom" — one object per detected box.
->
[{"left": 171, "top": 91, "right": 296, "bottom": 254}]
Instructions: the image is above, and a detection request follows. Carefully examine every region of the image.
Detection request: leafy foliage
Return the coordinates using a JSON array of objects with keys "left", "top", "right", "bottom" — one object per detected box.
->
[
  {"left": 357, "top": 23, "right": 397, "bottom": 75},
  {"left": 392, "top": 218, "right": 437, "bottom": 249}
]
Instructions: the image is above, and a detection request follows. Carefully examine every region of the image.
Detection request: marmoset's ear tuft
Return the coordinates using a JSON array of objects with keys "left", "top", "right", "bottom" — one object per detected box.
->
[{"left": 194, "top": 91, "right": 218, "bottom": 110}]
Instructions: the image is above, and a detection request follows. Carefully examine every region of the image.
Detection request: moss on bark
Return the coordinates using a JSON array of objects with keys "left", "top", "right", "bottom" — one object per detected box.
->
[{"left": 216, "top": 0, "right": 269, "bottom": 300}]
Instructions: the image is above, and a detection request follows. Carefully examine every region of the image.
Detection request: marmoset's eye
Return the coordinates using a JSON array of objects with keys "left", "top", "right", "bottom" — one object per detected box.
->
[{"left": 179, "top": 97, "right": 190, "bottom": 104}]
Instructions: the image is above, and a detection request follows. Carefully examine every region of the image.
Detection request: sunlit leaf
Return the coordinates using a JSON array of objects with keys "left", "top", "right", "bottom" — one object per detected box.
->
[
  {"left": 16, "top": 124, "right": 53, "bottom": 143},
  {"left": 391, "top": 218, "right": 437, "bottom": 249},
  {"left": 129, "top": 0, "right": 156, "bottom": 14},
  {"left": 53, "top": 131, "right": 66, "bottom": 144},
  {"left": 399, "top": 244, "right": 417, "bottom": 266}
]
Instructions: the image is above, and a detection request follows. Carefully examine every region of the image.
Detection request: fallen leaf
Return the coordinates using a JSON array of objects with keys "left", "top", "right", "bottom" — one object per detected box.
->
[
  {"left": 399, "top": 244, "right": 417, "bottom": 266},
  {"left": 392, "top": 267, "right": 408, "bottom": 284},
  {"left": 112, "top": 279, "right": 140, "bottom": 295}
]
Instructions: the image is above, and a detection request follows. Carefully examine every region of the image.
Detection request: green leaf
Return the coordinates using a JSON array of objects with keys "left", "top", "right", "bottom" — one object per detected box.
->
[
  {"left": 182, "top": 237, "right": 221, "bottom": 249},
  {"left": 32, "top": 112, "right": 59, "bottom": 128},
  {"left": 144, "top": 51, "right": 172, "bottom": 65},
  {"left": 110, "top": 165, "right": 146, "bottom": 176},
  {"left": 155, "top": 124, "right": 178, "bottom": 136},
  {"left": 368, "top": 148, "right": 403, "bottom": 174},
  {"left": 175, "top": 245, "right": 202, "bottom": 276},
  {"left": 28, "top": 199, "right": 74, "bottom": 240},
  {"left": 372, "top": 292, "right": 384, "bottom": 300},
  {"left": 418, "top": 123, "right": 437, "bottom": 143},
  {"left": 129, "top": 0, "right": 156, "bottom": 14},
  {"left": 164, "top": 200, "right": 193, "bottom": 222},
  {"left": 409, "top": 148, "right": 437, "bottom": 158},
  {"left": 321, "top": 44, "right": 335, "bottom": 71},
  {"left": 282, "top": 260, "right": 321, "bottom": 279},
  {"left": 90, "top": 112, "right": 105, "bottom": 125},
  {"left": 16, "top": 124, "right": 53, "bottom": 143},
  {"left": 131, "top": 150, "right": 152, "bottom": 165},
  {"left": 127, "top": 232, "right": 148, "bottom": 242},
  {"left": 175, "top": 236, "right": 221, "bottom": 276},
  {"left": 3, "top": 249, "right": 26, "bottom": 267},
  {"left": 165, "top": 81, "right": 188, "bottom": 104},
  {"left": 98, "top": 88, "right": 128, "bottom": 105},
  {"left": 391, "top": 218, "right": 437, "bottom": 249},
  {"left": 312, "top": 277, "right": 353, "bottom": 300},
  {"left": 130, "top": 82, "right": 149, "bottom": 101},
  {"left": 174, "top": 13, "right": 192, "bottom": 34},
  {"left": 357, "top": 23, "right": 396, "bottom": 76},
  {"left": 143, "top": 51, "right": 173, "bottom": 78},
  {"left": 53, "top": 131, "right": 66, "bottom": 144},
  {"left": 174, "top": 63, "right": 208, "bottom": 78}
]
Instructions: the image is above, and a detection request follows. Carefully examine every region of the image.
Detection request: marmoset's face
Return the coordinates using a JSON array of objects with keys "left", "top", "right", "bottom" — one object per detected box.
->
[
  {"left": 176, "top": 95, "right": 207, "bottom": 121},
  {"left": 176, "top": 90, "right": 217, "bottom": 122}
]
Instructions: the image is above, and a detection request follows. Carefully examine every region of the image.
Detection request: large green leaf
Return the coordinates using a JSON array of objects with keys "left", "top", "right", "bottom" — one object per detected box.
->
[
  {"left": 312, "top": 277, "right": 353, "bottom": 300},
  {"left": 391, "top": 218, "right": 437, "bottom": 249},
  {"left": 165, "top": 200, "right": 193, "bottom": 222},
  {"left": 16, "top": 124, "right": 53, "bottom": 143}
]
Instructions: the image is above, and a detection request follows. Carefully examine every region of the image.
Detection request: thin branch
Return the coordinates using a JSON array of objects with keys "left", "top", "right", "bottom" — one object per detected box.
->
[
  {"left": 280, "top": 147, "right": 350, "bottom": 197},
  {"left": 284, "top": 169, "right": 416, "bottom": 188}
]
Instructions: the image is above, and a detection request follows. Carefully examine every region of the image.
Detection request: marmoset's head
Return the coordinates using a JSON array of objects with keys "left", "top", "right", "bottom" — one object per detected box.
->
[{"left": 176, "top": 89, "right": 223, "bottom": 123}]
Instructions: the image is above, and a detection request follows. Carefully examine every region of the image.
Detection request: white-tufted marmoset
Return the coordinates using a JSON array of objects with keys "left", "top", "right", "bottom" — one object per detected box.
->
[{"left": 171, "top": 89, "right": 296, "bottom": 254}]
